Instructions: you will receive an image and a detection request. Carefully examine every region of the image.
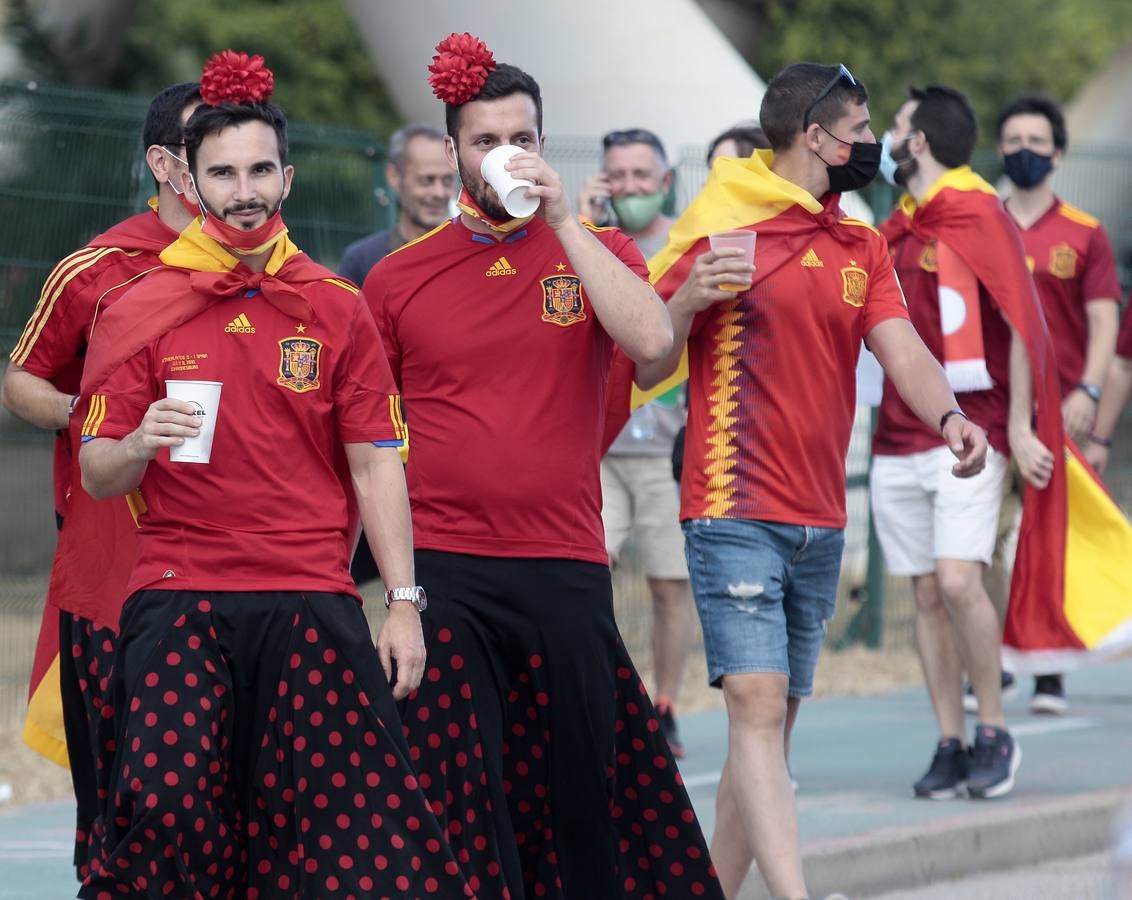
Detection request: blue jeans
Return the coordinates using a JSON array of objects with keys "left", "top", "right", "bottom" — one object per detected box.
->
[{"left": 682, "top": 518, "right": 845, "bottom": 697}]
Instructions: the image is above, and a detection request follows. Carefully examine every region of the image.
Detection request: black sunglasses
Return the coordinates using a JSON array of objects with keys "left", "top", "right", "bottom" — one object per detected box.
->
[{"left": 802, "top": 64, "right": 857, "bottom": 128}]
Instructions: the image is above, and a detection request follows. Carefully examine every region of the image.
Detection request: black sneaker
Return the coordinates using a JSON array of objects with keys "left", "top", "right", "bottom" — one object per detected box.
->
[
  {"left": 654, "top": 697, "right": 685, "bottom": 759},
  {"left": 1030, "top": 674, "right": 1068, "bottom": 715},
  {"left": 962, "top": 670, "right": 1017, "bottom": 714},
  {"left": 967, "top": 725, "right": 1021, "bottom": 799},
  {"left": 913, "top": 738, "right": 969, "bottom": 799}
]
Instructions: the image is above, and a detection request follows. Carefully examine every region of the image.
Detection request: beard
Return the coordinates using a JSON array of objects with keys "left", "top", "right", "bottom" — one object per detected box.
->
[{"left": 455, "top": 155, "right": 509, "bottom": 221}]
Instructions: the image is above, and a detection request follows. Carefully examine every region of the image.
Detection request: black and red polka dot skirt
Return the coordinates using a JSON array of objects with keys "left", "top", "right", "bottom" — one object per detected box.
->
[
  {"left": 406, "top": 551, "right": 724, "bottom": 900},
  {"left": 78, "top": 590, "right": 474, "bottom": 900},
  {"left": 59, "top": 610, "right": 118, "bottom": 882}
]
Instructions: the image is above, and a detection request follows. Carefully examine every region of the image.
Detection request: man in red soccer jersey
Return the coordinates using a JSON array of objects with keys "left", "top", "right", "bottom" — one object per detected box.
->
[
  {"left": 997, "top": 96, "right": 1121, "bottom": 714},
  {"left": 75, "top": 52, "right": 471, "bottom": 900},
  {"left": 1086, "top": 297, "right": 1132, "bottom": 475},
  {"left": 363, "top": 33, "right": 722, "bottom": 900},
  {"left": 2, "top": 81, "right": 200, "bottom": 882},
  {"left": 872, "top": 86, "right": 1052, "bottom": 805},
  {"left": 635, "top": 65, "right": 987, "bottom": 899}
]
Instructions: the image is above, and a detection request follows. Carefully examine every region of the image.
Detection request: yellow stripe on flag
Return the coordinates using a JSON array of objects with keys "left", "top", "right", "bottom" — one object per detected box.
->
[
  {"left": 22, "top": 654, "right": 69, "bottom": 768},
  {"left": 1063, "top": 453, "right": 1132, "bottom": 648}
]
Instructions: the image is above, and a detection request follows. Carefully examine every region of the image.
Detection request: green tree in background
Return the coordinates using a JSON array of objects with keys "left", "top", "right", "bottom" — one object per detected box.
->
[
  {"left": 748, "top": 0, "right": 1132, "bottom": 140},
  {"left": 105, "top": 0, "right": 400, "bottom": 135}
]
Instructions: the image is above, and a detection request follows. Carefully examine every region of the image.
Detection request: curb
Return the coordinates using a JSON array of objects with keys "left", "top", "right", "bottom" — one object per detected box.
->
[{"left": 738, "top": 788, "right": 1126, "bottom": 899}]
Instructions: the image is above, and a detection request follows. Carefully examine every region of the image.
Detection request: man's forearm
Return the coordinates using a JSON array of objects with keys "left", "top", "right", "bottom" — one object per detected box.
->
[
  {"left": 634, "top": 293, "right": 697, "bottom": 390},
  {"left": 347, "top": 443, "right": 415, "bottom": 589},
  {"left": 867, "top": 319, "right": 957, "bottom": 431},
  {"left": 1081, "top": 300, "right": 1118, "bottom": 387},
  {"left": 554, "top": 218, "right": 672, "bottom": 364},
  {"left": 1094, "top": 357, "right": 1132, "bottom": 440},
  {"left": 79, "top": 436, "right": 149, "bottom": 500},
  {"left": 1, "top": 364, "right": 72, "bottom": 430},
  {"left": 1008, "top": 329, "right": 1035, "bottom": 434}
]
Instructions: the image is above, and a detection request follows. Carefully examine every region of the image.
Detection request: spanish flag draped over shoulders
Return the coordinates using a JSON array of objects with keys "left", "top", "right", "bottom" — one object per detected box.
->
[
  {"left": 899, "top": 168, "right": 1132, "bottom": 672},
  {"left": 601, "top": 150, "right": 874, "bottom": 451}
]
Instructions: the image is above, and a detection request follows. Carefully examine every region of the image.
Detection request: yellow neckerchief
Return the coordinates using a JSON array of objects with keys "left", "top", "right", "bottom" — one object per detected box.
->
[
  {"left": 456, "top": 188, "right": 534, "bottom": 235},
  {"left": 648, "top": 149, "right": 824, "bottom": 286},
  {"left": 160, "top": 217, "right": 301, "bottom": 275}
]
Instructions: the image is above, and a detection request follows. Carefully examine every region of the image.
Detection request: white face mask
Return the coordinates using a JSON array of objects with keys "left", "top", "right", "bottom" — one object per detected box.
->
[{"left": 160, "top": 146, "right": 189, "bottom": 196}]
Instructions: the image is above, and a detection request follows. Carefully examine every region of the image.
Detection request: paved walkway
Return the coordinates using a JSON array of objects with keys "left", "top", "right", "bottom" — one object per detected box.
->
[{"left": 2, "top": 658, "right": 1129, "bottom": 898}]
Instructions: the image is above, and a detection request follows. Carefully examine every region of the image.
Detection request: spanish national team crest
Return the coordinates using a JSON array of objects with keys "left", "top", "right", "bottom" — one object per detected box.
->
[
  {"left": 540, "top": 274, "right": 587, "bottom": 327},
  {"left": 918, "top": 240, "right": 938, "bottom": 272},
  {"left": 1048, "top": 243, "right": 1077, "bottom": 279},
  {"left": 277, "top": 337, "right": 322, "bottom": 393},
  {"left": 840, "top": 262, "right": 868, "bottom": 308}
]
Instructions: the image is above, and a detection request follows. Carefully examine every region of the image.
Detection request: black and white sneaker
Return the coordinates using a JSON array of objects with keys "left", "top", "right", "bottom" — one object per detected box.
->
[
  {"left": 967, "top": 725, "right": 1021, "bottom": 799},
  {"left": 913, "top": 738, "right": 969, "bottom": 799},
  {"left": 962, "top": 670, "right": 1017, "bottom": 714},
  {"left": 1030, "top": 674, "right": 1068, "bottom": 715}
]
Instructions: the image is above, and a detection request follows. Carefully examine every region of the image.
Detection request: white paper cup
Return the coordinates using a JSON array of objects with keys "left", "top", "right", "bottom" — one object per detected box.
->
[
  {"left": 480, "top": 145, "right": 540, "bottom": 218},
  {"left": 166, "top": 380, "right": 222, "bottom": 464},
  {"left": 709, "top": 230, "right": 757, "bottom": 292}
]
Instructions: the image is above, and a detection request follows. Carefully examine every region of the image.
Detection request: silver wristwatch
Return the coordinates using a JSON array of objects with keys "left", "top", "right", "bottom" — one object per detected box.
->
[{"left": 384, "top": 585, "right": 427, "bottom": 612}]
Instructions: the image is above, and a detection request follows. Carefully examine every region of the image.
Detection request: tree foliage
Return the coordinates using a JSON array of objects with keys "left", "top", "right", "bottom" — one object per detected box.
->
[
  {"left": 104, "top": 0, "right": 399, "bottom": 135},
  {"left": 741, "top": 0, "right": 1132, "bottom": 142}
]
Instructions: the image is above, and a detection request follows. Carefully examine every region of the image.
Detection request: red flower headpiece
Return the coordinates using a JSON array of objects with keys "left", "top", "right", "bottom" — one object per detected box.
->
[
  {"left": 427, "top": 32, "right": 495, "bottom": 105},
  {"left": 200, "top": 50, "right": 275, "bottom": 106}
]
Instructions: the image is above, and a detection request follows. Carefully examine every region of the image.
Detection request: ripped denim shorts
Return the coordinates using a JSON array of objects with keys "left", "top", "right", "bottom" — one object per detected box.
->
[{"left": 681, "top": 517, "right": 845, "bottom": 697}]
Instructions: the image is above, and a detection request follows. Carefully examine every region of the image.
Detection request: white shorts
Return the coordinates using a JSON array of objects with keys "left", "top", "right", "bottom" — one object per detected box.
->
[
  {"left": 600, "top": 454, "right": 689, "bottom": 580},
  {"left": 870, "top": 445, "right": 1008, "bottom": 576}
]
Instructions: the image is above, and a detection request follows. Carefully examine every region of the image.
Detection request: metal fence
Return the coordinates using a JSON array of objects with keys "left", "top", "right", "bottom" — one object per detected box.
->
[{"left": 3, "top": 83, "right": 1132, "bottom": 731}]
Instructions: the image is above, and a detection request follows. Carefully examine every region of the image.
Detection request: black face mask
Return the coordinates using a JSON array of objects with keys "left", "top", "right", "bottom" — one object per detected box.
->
[
  {"left": 1002, "top": 149, "right": 1054, "bottom": 189},
  {"left": 823, "top": 139, "right": 881, "bottom": 193},
  {"left": 890, "top": 134, "right": 918, "bottom": 187}
]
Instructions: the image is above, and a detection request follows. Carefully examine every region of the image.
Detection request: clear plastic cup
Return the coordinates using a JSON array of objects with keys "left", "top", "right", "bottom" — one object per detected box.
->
[{"left": 709, "top": 230, "right": 757, "bottom": 292}]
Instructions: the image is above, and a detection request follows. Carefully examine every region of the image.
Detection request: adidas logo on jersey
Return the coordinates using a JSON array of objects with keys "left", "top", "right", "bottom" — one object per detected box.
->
[
  {"left": 801, "top": 248, "right": 824, "bottom": 268},
  {"left": 224, "top": 312, "right": 256, "bottom": 334},
  {"left": 486, "top": 256, "right": 517, "bottom": 276}
]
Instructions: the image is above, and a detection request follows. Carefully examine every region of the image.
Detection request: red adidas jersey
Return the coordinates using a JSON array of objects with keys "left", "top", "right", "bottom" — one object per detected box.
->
[
  {"left": 9, "top": 211, "right": 176, "bottom": 513},
  {"left": 872, "top": 219, "right": 1012, "bottom": 457},
  {"left": 680, "top": 217, "right": 909, "bottom": 528},
  {"left": 1118, "top": 294, "right": 1132, "bottom": 361},
  {"left": 364, "top": 216, "right": 647, "bottom": 564},
  {"left": 83, "top": 271, "right": 405, "bottom": 598},
  {"left": 1013, "top": 198, "right": 1120, "bottom": 395}
]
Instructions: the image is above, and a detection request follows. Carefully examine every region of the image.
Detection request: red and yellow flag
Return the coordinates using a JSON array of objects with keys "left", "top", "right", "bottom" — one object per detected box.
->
[{"left": 903, "top": 168, "right": 1132, "bottom": 671}]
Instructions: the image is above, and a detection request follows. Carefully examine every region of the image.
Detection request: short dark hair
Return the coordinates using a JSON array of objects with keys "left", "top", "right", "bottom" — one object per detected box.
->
[
  {"left": 996, "top": 95, "right": 1067, "bottom": 151},
  {"left": 184, "top": 101, "right": 289, "bottom": 174},
  {"left": 602, "top": 127, "right": 668, "bottom": 166},
  {"left": 388, "top": 123, "right": 446, "bottom": 173},
  {"left": 444, "top": 63, "right": 543, "bottom": 140},
  {"left": 142, "top": 82, "right": 201, "bottom": 149},
  {"left": 706, "top": 123, "right": 770, "bottom": 165},
  {"left": 759, "top": 63, "right": 869, "bottom": 151},
  {"left": 908, "top": 85, "right": 978, "bottom": 168}
]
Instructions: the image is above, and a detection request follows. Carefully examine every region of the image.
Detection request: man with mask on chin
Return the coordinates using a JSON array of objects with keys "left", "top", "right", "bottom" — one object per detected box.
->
[
  {"left": 2, "top": 80, "right": 200, "bottom": 884},
  {"left": 579, "top": 127, "right": 695, "bottom": 759},
  {"left": 635, "top": 63, "right": 988, "bottom": 900},
  {"left": 363, "top": 33, "right": 723, "bottom": 899},
  {"left": 996, "top": 96, "right": 1120, "bottom": 716},
  {"left": 75, "top": 51, "right": 474, "bottom": 899},
  {"left": 872, "top": 85, "right": 1055, "bottom": 804}
]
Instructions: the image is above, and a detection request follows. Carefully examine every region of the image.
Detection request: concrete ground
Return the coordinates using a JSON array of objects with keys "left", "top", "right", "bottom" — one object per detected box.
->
[{"left": 1, "top": 658, "right": 1129, "bottom": 899}]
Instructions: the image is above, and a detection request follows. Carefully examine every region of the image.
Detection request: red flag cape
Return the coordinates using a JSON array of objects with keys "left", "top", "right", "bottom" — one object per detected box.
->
[
  {"left": 899, "top": 168, "right": 1132, "bottom": 671},
  {"left": 602, "top": 150, "right": 877, "bottom": 452}
]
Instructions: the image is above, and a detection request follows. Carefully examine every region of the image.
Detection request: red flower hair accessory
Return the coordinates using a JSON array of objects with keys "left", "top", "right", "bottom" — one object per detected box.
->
[
  {"left": 200, "top": 50, "right": 275, "bottom": 106},
  {"left": 427, "top": 32, "right": 495, "bottom": 105}
]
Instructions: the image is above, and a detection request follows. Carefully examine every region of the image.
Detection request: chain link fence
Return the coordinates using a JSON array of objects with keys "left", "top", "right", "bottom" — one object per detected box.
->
[{"left": 3, "top": 82, "right": 1132, "bottom": 733}]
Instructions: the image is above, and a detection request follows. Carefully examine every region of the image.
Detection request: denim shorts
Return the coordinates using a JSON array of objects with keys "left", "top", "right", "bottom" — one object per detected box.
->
[{"left": 682, "top": 517, "right": 845, "bottom": 697}]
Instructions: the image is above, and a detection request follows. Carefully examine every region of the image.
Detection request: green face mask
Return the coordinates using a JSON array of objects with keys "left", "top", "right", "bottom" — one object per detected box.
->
[{"left": 611, "top": 191, "right": 666, "bottom": 232}]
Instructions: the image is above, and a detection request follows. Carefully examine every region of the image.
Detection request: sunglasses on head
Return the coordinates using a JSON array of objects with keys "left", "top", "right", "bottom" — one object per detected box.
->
[
  {"left": 802, "top": 64, "right": 856, "bottom": 128},
  {"left": 602, "top": 128, "right": 665, "bottom": 155}
]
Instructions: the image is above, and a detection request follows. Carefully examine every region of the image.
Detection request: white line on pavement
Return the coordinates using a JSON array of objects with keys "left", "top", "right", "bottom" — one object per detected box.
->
[{"left": 1009, "top": 716, "right": 1100, "bottom": 737}]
